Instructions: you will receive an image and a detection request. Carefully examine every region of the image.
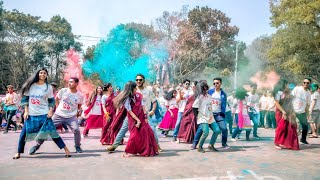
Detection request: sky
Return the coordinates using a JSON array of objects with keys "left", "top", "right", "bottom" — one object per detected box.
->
[{"left": 3, "top": 0, "right": 275, "bottom": 49}]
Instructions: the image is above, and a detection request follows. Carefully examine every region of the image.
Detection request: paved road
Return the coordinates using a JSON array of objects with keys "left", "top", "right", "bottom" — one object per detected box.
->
[{"left": 0, "top": 128, "right": 319, "bottom": 180}]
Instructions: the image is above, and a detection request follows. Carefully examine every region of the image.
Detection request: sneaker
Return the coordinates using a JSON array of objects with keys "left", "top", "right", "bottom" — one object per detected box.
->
[
  {"left": 190, "top": 144, "right": 197, "bottom": 150},
  {"left": 198, "top": 148, "right": 205, "bottom": 153},
  {"left": 222, "top": 145, "right": 231, "bottom": 150},
  {"left": 106, "top": 145, "right": 117, "bottom": 152},
  {"left": 300, "top": 140, "right": 311, "bottom": 146},
  {"left": 172, "top": 137, "right": 177, "bottom": 142},
  {"left": 158, "top": 144, "right": 163, "bottom": 152},
  {"left": 29, "top": 144, "right": 41, "bottom": 155},
  {"left": 208, "top": 145, "right": 218, "bottom": 152},
  {"left": 237, "top": 136, "right": 241, "bottom": 140},
  {"left": 253, "top": 135, "right": 260, "bottom": 139},
  {"left": 176, "top": 139, "right": 180, "bottom": 144},
  {"left": 231, "top": 138, "right": 237, "bottom": 142},
  {"left": 75, "top": 146, "right": 83, "bottom": 153}
]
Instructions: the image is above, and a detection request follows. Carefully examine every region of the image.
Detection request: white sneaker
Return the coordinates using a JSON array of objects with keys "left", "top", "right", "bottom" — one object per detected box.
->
[{"left": 231, "top": 138, "right": 237, "bottom": 142}]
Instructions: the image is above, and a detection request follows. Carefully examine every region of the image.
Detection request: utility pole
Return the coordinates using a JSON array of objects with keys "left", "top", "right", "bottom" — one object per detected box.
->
[{"left": 234, "top": 43, "right": 239, "bottom": 90}]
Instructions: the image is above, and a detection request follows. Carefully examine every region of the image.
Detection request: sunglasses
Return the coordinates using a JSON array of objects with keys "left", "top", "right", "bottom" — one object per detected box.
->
[
  {"left": 136, "top": 79, "right": 143, "bottom": 82},
  {"left": 303, "top": 82, "right": 310, "bottom": 85}
]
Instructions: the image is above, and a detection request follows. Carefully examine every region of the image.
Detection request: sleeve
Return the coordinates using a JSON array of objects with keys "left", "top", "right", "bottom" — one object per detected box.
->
[
  {"left": 275, "top": 91, "right": 282, "bottom": 101},
  {"left": 48, "top": 85, "right": 54, "bottom": 99},
  {"left": 101, "top": 95, "right": 107, "bottom": 106},
  {"left": 150, "top": 90, "right": 157, "bottom": 103},
  {"left": 291, "top": 87, "right": 297, "bottom": 97},
  {"left": 192, "top": 97, "right": 200, "bottom": 108},
  {"left": 124, "top": 98, "right": 132, "bottom": 111},
  {"left": 307, "top": 92, "right": 311, "bottom": 104},
  {"left": 165, "top": 100, "right": 169, "bottom": 106},
  {"left": 56, "top": 89, "right": 64, "bottom": 100},
  {"left": 313, "top": 93, "right": 319, "bottom": 101}
]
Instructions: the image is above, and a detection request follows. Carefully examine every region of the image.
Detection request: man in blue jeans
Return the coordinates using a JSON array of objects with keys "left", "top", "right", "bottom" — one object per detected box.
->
[
  {"left": 106, "top": 73, "right": 162, "bottom": 152},
  {"left": 191, "top": 78, "right": 230, "bottom": 149},
  {"left": 172, "top": 79, "right": 192, "bottom": 142},
  {"left": 248, "top": 84, "right": 260, "bottom": 139}
]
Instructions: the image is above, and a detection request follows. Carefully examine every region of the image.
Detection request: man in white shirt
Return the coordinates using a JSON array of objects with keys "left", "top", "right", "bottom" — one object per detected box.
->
[
  {"left": 29, "top": 77, "right": 84, "bottom": 154},
  {"left": 248, "top": 84, "right": 260, "bottom": 139},
  {"left": 173, "top": 79, "right": 192, "bottom": 142},
  {"left": 292, "top": 78, "right": 312, "bottom": 145},
  {"left": 3, "top": 85, "right": 19, "bottom": 133},
  {"left": 259, "top": 92, "right": 268, "bottom": 128}
]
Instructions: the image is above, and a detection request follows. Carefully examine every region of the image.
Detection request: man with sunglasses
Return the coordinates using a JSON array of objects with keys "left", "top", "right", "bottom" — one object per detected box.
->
[
  {"left": 192, "top": 78, "right": 230, "bottom": 150},
  {"left": 107, "top": 73, "right": 162, "bottom": 152},
  {"left": 291, "top": 77, "right": 312, "bottom": 145},
  {"left": 172, "top": 79, "right": 192, "bottom": 142}
]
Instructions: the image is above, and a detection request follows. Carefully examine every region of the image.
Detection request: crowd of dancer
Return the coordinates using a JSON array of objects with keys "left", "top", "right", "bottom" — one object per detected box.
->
[{"left": 1, "top": 68, "right": 319, "bottom": 159}]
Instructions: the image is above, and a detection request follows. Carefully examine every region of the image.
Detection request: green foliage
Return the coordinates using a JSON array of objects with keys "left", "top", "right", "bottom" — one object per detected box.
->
[{"left": 269, "top": 0, "right": 320, "bottom": 81}]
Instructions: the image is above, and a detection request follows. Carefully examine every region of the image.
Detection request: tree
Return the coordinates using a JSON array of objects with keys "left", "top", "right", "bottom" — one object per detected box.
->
[
  {"left": 174, "top": 6, "right": 239, "bottom": 80},
  {"left": 269, "top": 0, "right": 320, "bottom": 81},
  {"left": 84, "top": 45, "right": 96, "bottom": 60}
]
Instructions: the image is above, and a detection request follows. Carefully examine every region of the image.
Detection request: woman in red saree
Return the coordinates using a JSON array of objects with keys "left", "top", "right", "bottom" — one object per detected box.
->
[
  {"left": 100, "top": 83, "right": 117, "bottom": 145},
  {"left": 113, "top": 81, "right": 158, "bottom": 157},
  {"left": 83, "top": 86, "right": 104, "bottom": 137},
  {"left": 177, "top": 81, "right": 198, "bottom": 143},
  {"left": 274, "top": 79, "right": 299, "bottom": 150}
]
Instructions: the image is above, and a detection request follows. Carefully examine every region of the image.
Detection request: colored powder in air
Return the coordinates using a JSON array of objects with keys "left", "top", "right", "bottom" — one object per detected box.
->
[
  {"left": 64, "top": 49, "right": 95, "bottom": 97},
  {"left": 250, "top": 71, "right": 280, "bottom": 90},
  {"left": 82, "top": 24, "right": 169, "bottom": 88}
]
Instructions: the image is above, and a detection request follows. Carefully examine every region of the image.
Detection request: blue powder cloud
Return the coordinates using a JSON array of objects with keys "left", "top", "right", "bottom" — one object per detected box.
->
[{"left": 82, "top": 24, "right": 169, "bottom": 88}]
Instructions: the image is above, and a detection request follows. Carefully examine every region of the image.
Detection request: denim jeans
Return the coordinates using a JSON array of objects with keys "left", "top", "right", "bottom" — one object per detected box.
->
[
  {"left": 232, "top": 114, "right": 251, "bottom": 139},
  {"left": 193, "top": 114, "right": 228, "bottom": 147},
  {"left": 113, "top": 118, "right": 128, "bottom": 147},
  {"left": 225, "top": 111, "right": 233, "bottom": 134},
  {"left": 266, "top": 111, "right": 276, "bottom": 128},
  {"left": 260, "top": 110, "right": 266, "bottom": 127},
  {"left": 5, "top": 110, "right": 17, "bottom": 131},
  {"left": 173, "top": 112, "right": 183, "bottom": 138},
  {"left": 198, "top": 123, "right": 221, "bottom": 148},
  {"left": 249, "top": 112, "right": 259, "bottom": 137},
  {"left": 17, "top": 124, "right": 65, "bottom": 153},
  {"left": 37, "top": 115, "right": 81, "bottom": 147},
  {"left": 296, "top": 113, "right": 308, "bottom": 142}
]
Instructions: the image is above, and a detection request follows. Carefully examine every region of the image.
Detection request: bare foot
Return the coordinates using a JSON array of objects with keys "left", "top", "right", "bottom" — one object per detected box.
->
[{"left": 13, "top": 153, "right": 20, "bottom": 159}]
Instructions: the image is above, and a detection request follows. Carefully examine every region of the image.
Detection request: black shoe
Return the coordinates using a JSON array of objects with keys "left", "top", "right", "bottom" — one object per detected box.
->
[
  {"left": 29, "top": 144, "right": 41, "bottom": 155},
  {"left": 190, "top": 144, "right": 197, "bottom": 150},
  {"left": 75, "top": 146, "right": 83, "bottom": 153},
  {"left": 13, "top": 126, "right": 17, "bottom": 132},
  {"left": 300, "top": 140, "right": 311, "bottom": 146},
  {"left": 172, "top": 137, "right": 177, "bottom": 142},
  {"left": 222, "top": 144, "right": 231, "bottom": 150},
  {"left": 208, "top": 145, "right": 218, "bottom": 152},
  {"left": 106, "top": 145, "right": 117, "bottom": 152}
]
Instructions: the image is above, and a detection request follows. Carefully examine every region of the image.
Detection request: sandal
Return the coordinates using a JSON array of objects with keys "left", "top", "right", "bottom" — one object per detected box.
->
[
  {"left": 309, "top": 135, "right": 318, "bottom": 138},
  {"left": 122, "top": 153, "right": 131, "bottom": 158},
  {"left": 13, "top": 154, "right": 20, "bottom": 159},
  {"left": 275, "top": 145, "right": 282, "bottom": 150},
  {"left": 65, "top": 154, "right": 72, "bottom": 158}
]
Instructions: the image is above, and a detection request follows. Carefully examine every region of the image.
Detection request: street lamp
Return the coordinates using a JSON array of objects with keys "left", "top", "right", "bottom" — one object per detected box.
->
[{"left": 234, "top": 42, "right": 239, "bottom": 90}]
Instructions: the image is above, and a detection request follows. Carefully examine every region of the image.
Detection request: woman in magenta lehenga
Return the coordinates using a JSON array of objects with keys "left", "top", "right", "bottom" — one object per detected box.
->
[
  {"left": 113, "top": 81, "right": 158, "bottom": 157},
  {"left": 100, "top": 83, "right": 117, "bottom": 145},
  {"left": 83, "top": 86, "right": 104, "bottom": 136},
  {"left": 177, "top": 81, "right": 198, "bottom": 143},
  {"left": 158, "top": 90, "right": 180, "bottom": 136},
  {"left": 274, "top": 79, "right": 299, "bottom": 150}
]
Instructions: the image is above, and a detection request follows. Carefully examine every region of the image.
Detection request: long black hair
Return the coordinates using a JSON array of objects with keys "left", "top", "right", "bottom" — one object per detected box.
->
[
  {"left": 165, "top": 90, "right": 177, "bottom": 101},
  {"left": 272, "top": 79, "right": 288, "bottom": 97},
  {"left": 194, "top": 81, "right": 209, "bottom": 98},
  {"left": 89, "top": 85, "right": 103, "bottom": 104},
  {"left": 103, "top": 83, "right": 112, "bottom": 92},
  {"left": 113, "top": 81, "right": 137, "bottom": 108},
  {"left": 21, "top": 67, "right": 49, "bottom": 95}
]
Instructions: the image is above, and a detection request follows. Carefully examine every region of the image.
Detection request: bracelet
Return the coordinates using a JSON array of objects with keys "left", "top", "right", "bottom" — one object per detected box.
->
[{"left": 144, "top": 114, "right": 148, "bottom": 119}]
